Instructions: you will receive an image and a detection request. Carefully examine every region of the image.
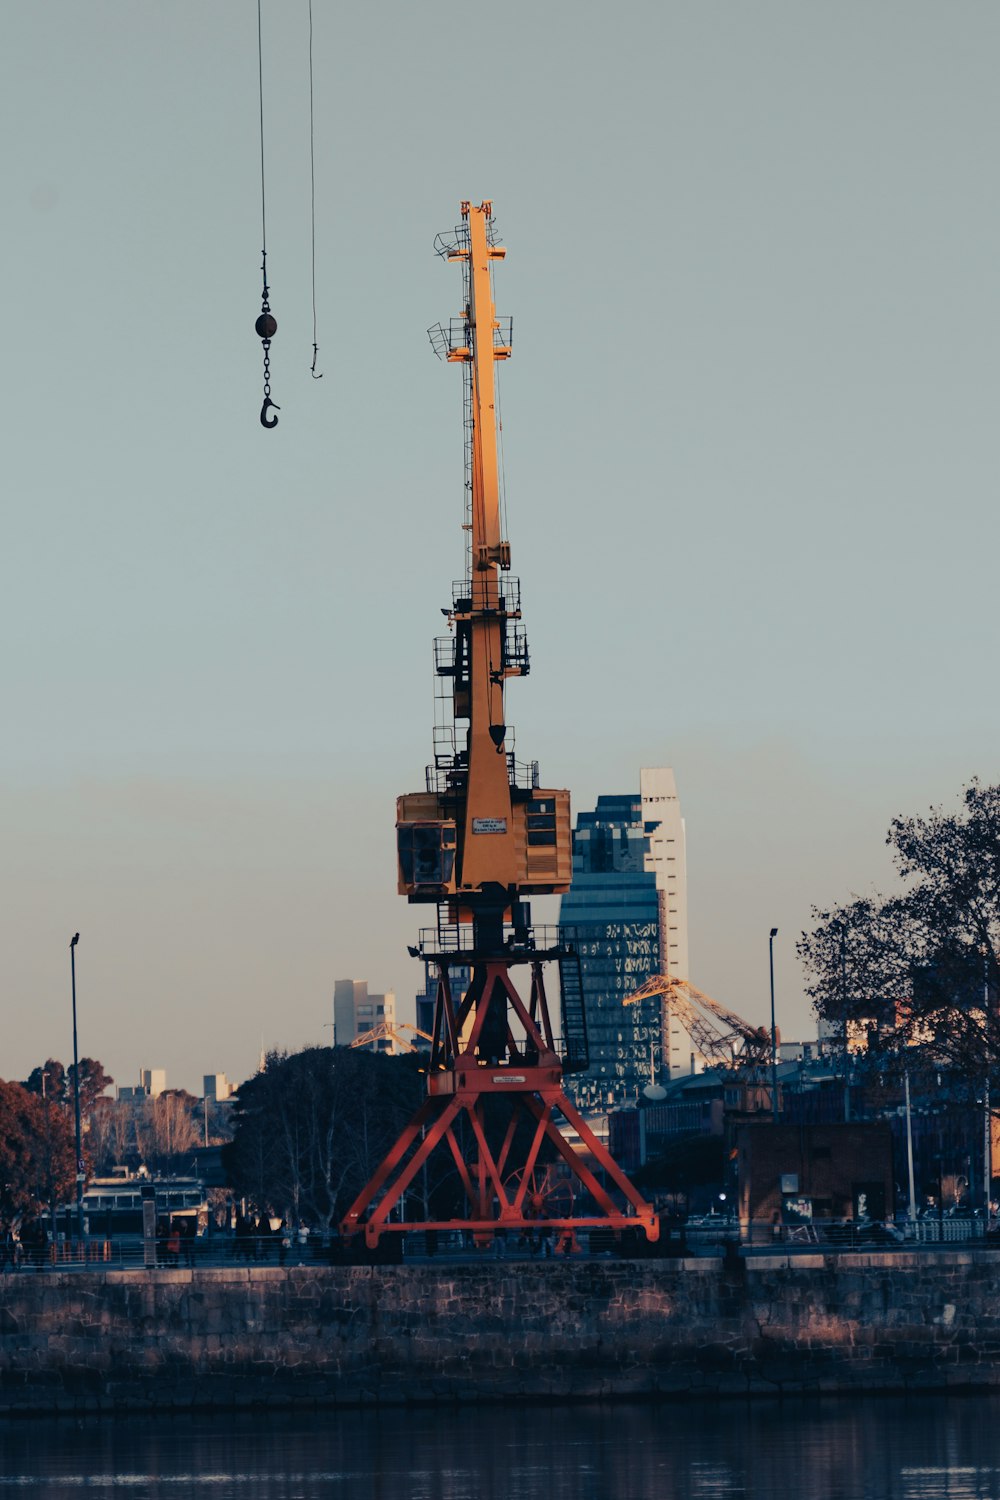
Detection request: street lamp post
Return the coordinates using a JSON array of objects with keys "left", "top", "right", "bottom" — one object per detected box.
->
[
  {"left": 69, "top": 933, "right": 85, "bottom": 1242},
  {"left": 840, "top": 924, "right": 851, "bottom": 1122},
  {"left": 983, "top": 948, "right": 992, "bottom": 1229},
  {"left": 769, "top": 929, "right": 779, "bottom": 1124},
  {"left": 904, "top": 1068, "right": 917, "bottom": 1223},
  {"left": 40, "top": 1070, "right": 53, "bottom": 1245}
]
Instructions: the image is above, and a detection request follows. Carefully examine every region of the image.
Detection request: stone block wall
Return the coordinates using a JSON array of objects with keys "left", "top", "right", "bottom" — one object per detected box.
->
[{"left": 1, "top": 1250, "right": 999, "bottom": 1413}]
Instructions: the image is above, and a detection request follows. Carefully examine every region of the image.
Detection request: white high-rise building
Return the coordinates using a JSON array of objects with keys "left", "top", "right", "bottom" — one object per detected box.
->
[
  {"left": 639, "top": 767, "right": 695, "bottom": 1079},
  {"left": 333, "top": 979, "right": 397, "bottom": 1051},
  {"left": 139, "top": 1068, "right": 166, "bottom": 1098},
  {"left": 203, "top": 1073, "right": 234, "bottom": 1102}
]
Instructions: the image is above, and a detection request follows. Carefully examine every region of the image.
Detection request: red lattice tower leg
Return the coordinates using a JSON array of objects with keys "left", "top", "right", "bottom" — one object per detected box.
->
[{"left": 341, "top": 942, "right": 658, "bottom": 1250}]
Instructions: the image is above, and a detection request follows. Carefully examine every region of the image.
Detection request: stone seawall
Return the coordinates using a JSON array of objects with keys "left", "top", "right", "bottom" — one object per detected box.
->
[{"left": 2, "top": 1249, "right": 1000, "bottom": 1414}]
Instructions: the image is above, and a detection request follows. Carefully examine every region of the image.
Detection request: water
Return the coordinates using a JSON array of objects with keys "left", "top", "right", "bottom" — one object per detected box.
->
[{"left": 1, "top": 1396, "right": 999, "bottom": 1498}]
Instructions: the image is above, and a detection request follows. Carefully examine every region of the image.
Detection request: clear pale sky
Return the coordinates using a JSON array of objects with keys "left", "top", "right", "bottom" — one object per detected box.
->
[{"left": 4, "top": 2, "right": 999, "bottom": 1095}]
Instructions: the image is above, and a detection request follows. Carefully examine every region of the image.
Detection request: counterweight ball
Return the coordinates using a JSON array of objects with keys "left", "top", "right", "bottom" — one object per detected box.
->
[{"left": 255, "top": 312, "right": 277, "bottom": 339}]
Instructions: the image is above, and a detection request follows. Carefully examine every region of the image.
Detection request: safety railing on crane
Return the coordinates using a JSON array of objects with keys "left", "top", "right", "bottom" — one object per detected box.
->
[
  {"left": 432, "top": 212, "right": 502, "bottom": 262},
  {"left": 416, "top": 921, "right": 569, "bottom": 958},
  {"left": 425, "top": 751, "right": 539, "bottom": 798},
  {"left": 428, "top": 317, "right": 512, "bottom": 362},
  {"left": 449, "top": 576, "right": 521, "bottom": 615},
  {"left": 434, "top": 625, "right": 529, "bottom": 679}
]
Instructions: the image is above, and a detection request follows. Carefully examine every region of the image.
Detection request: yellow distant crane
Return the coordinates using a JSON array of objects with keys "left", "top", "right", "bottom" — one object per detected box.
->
[
  {"left": 349, "top": 1021, "right": 433, "bottom": 1054},
  {"left": 624, "top": 974, "right": 774, "bottom": 1075}
]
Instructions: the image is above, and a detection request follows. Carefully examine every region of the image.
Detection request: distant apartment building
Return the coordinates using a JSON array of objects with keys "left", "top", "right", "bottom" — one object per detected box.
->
[
  {"left": 140, "top": 1068, "right": 166, "bottom": 1098},
  {"left": 202, "top": 1073, "right": 235, "bottom": 1102},
  {"left": 778, "top": 1040, "right": 825, "bottom": 1064},
  {"left": 559, "top": 767, "right": 692, "bottom": 1108},
  {"left": 817, "top": 1014, "right": 882, "bottom": 1056},
  {"left": 334, "top": 979, "right": 396, "bottom": 1051},
  {"left": 116, "top": 1067, "right": 166, "bottom": 1103}
]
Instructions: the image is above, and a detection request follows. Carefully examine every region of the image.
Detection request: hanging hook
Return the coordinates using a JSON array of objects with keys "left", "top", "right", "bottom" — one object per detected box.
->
[
  {"left": 256, "top": 302, "right": 278, "bottom": 429},
  {"left": 311, "top": 343, "right": 323, "bottom": 379}
]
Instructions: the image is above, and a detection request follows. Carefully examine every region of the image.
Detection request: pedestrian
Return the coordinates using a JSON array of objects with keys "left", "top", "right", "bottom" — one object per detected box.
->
[
  {"left": 234, "top": 1213, "right": 252, "bottom": 1263},
  {"left": 32, "top": 1222, "right": 49, "bottom": 1270}
]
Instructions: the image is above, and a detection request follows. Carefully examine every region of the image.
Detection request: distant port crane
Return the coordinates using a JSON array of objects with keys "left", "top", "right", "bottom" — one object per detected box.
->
[
  {"left": 349, "top": 1022, "right": 433, "bottom": 1055},
  {"left": 625, "top": 973, "right": 775, "bottom": 1078}
]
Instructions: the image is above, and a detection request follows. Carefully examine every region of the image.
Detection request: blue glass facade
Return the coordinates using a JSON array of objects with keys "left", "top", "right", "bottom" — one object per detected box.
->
[{"left": 560, "top": 795, "right": 664, "bottom": 1108}]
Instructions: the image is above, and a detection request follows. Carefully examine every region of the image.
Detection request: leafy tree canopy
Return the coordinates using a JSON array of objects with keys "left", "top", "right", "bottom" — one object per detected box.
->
[
  {"left": 0, "top": 1079, "right": 76, "bottom": 1232},
  {"left": 224, "top": 1046, "right": 423, "bottom": 1237},
  {"left": 799, "top": 780, "right": 1000, "bottom": 1080},
  {"left": 23, "top": 1057, "right": 113, "bottom": 1114}
]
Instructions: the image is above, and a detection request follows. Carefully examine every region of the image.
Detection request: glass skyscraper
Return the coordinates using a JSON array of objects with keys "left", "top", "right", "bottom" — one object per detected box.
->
[{"left": 559, "top": 768, "right": 689, "bottom": 1108}]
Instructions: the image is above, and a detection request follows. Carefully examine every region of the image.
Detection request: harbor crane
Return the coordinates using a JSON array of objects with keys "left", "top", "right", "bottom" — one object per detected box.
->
[
  {"left": 625, "top": 973, "right": 776, "bottom": 1077},
  {"left": 341, "top": 202, "right": 658, "bottom": 1250},
  {"left": 350, "top": 1022, "right": 433, "bottom": 1055}
]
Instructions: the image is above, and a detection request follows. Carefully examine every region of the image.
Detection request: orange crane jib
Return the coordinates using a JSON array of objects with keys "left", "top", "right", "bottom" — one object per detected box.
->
[{"left": 394, "top": 201, "right": 571, "bottom": 909}]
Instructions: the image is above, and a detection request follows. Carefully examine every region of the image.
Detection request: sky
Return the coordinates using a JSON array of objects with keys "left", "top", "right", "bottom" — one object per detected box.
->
[{"left": 4, "top": 2, "right": 1000, "bottom": 1096}]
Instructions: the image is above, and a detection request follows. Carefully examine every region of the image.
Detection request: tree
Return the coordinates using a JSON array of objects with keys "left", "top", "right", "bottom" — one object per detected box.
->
[
  {"left": 225, "top": 1047, "right": 423, "bottom": 1239},
  {"left": 23, "top": 1060, "right": 66, "bottom": 1103},
  {"left": 799, "top": 780, "right": 1000, "bottom": 1081},
  {"left": 0, "top": 1079, "right": 75, "bottom": 1233},
  {"left": 88, "top": 1096, "right": 137, "bottom": 1176},
  {"left": 132, "top": 1090, "right": 202, "bottom": 1173},
  {"left": 23, "top": 1057, "right": 113, "bottom": 1114}
]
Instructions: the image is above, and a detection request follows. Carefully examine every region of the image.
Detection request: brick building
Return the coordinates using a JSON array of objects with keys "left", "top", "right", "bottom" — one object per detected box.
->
[{"left": 737, "top": 1121, "right": 894, "bottom": 1229}]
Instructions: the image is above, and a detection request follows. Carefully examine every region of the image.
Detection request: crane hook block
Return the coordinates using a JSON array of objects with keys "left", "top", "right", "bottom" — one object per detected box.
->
[
  {"left": 256, "top": 312, "right": 278, "bottom": 339},
  {"left": 260, "top": 397, "right": 280, "bottom": 429}
]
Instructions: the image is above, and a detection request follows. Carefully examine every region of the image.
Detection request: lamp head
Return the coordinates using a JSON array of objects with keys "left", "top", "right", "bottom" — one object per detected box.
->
[
  {"left": 70, "top": 933, "right": 80, "bottom": 948},
  {"left": 770, "top": 928, "right": 778, "bottom": 939}
]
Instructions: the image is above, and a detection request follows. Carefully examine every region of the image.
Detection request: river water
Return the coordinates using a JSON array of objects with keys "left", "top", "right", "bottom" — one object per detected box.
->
[{"left": 1, "top": 1396, "right": 999, "bottom": 1498}]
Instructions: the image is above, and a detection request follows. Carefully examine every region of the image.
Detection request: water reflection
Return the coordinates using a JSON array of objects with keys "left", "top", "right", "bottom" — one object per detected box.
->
[{"left": 1, "top": 1395, "right": 1000, "bottom": 1499}]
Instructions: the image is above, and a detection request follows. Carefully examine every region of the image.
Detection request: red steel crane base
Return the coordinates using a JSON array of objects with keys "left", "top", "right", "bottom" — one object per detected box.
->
[{"left": 341, "top": 958, "right": 659, "bottom": 1249}]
